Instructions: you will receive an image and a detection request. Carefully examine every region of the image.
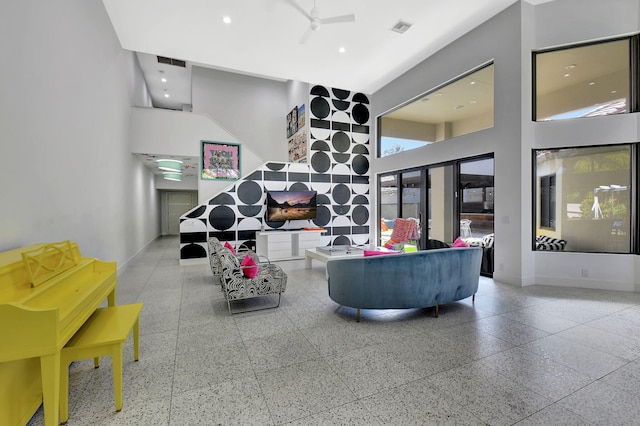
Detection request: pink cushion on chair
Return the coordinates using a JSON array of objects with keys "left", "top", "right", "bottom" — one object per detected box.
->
[
  {"left": 240, "top": 255, "right": 258, "bottom": 278},
  {"left": 452, "top": 237, "right": 469, "bottom": 248},
  {"left": 224, "top": 241, "right": 236, "bottom": 255}
]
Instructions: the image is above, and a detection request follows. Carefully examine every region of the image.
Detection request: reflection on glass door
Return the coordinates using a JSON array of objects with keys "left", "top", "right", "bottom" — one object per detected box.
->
[
  {"left": 379, "top": 174, "right": 398, "bottom": 245},
  {"left": 428, "top": 165, "right": 455, "bottom": 244},
  {"left": 459, "top": 158, "right": 495, "bottom": 238},
  {"left": 401, "top": 170, "right": 422, "bottom": 249}
]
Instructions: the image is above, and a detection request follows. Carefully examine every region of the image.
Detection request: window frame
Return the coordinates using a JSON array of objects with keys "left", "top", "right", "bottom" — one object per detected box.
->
[
  {"left": 532, "top": 143, "right": 635, "bottom": 254},
  {"left": 377, "top": 61, "right": 494, "bottom": 158},
  {"left": 532, "top": 34, "right": 639, "bottom": 122}
]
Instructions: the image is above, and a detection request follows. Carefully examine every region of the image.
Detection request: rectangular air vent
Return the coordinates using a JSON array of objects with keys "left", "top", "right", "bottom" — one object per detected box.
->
[
  {"left": 157, "top": 56, "right": 186, "bottom": 67},
  {"left": 391, "top": 20, "right": 413, "bottom": 34}
]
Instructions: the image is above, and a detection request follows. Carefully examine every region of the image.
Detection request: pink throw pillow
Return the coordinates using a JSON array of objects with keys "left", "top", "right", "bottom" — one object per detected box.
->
[
  {"left": 224, "top": 241, "right": 236, "bottom": 255},
  {"left": 364, "top": 249, "right": 402, "bottom": 257},
  {"left": 452, "top": 237, "right": 469, "bottom": 248},
  {"left": 240, "top": 255, "right": 258, "bottom": 278}
]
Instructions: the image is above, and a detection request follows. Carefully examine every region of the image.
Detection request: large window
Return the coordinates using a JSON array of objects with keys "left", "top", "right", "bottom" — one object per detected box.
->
[
  {"left": 534, "top": 145, "right": 632, "bottom": 253},
  {"left": 534, "top": 37, "right": 633, "bottom": 121},
  {"left": 378, "top": 63, "right": 494, "bottom": 157}
]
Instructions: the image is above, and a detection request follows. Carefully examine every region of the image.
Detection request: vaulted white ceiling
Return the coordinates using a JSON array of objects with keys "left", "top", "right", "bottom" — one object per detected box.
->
[{"left": 102, "top": 0, "right": 553, "bottom": 110}]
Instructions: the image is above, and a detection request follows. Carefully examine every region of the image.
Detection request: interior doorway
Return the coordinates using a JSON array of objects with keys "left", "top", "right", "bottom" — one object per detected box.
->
[{"left": 162, "top": 191, "right": 198, "bottom": 235}]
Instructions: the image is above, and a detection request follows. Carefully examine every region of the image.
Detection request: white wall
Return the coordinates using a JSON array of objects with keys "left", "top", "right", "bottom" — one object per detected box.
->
[
  {"left": 286, "top": 80, "right": 310, "bottom": 115},
  {"left": 0, "top": 0, "right": 159, "bottom": 266},
  {"left": 371, "top": 0, "right": 640, "bottom": 291},
  {"left": 192, "top": 67, "right": 289, "bottom": 162},
  {"left": 528, "top": 0, "right": 640, "bottom": 291},
  {"left": 372, "top": 3, "right": 524, "bottom": 285},
  {"left": 129, "top": 107, "right": 265, "bottom": 202}
]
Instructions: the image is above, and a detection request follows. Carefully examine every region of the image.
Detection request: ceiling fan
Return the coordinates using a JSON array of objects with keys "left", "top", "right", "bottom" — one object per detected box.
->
[{"left": 286, "top": 0, "right": 356, "bottom": 44}]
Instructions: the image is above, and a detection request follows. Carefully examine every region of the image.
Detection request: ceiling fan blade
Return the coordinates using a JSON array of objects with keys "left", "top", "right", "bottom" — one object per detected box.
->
[
  {"left": 299, "top": 28, "right": 313, "bottom": 44},
  {"left": 284, "top": 0, "right": 312, "bottom": 21},
  {"left": 320, "top": 14, "right": 355, "bottom": 25}
]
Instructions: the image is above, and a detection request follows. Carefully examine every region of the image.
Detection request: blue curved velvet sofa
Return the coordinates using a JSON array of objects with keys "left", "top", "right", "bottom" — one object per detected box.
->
[{"left": 326, "top": 247, "right": 482, "bottom": 321}]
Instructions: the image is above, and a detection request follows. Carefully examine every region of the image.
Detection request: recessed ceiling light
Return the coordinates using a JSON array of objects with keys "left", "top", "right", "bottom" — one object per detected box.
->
[
  {"left": 434, "top": 92, "right": 443, "bottom": 97},
  {"left": 469, "top": 100, "right": 477, "bottom": 104},
  {"left": 588, "top": 82, "right": 595, "bottom": 85},
  {"left": 565, "top": 64, "right": 576, "bottom": 69},
  {"left": 470, "top": 81, "right": 476, "bottom": 85},
  {"left": 164, "top": 93, "right": 170, "bottom": 98},
  {"left": 564, "top": 73, "right": 571, "bottom": 77},
  {"left": 611, "top": 90, "right": 617, "bottom": 94},
  {"left": 161, "top": 77, "right": 167, "bottom": 83},
  {"left": 223, "top": 16, "right": 231, "bottom": 24},
  {"left": 338, "top": 47, "right": 346, "bottom": 53}
]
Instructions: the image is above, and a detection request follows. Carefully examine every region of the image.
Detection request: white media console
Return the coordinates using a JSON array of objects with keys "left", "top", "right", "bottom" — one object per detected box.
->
[{"left": 256, "top": 229, "right": 325, "bottom": 261}]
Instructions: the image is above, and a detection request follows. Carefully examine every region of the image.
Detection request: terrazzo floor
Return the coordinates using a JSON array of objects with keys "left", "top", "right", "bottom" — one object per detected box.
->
[{"left": 27, "top": 236, "right": 640, "bottom": 425}]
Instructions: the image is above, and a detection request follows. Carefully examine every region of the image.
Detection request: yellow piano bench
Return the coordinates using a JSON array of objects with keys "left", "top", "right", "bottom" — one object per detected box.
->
[{"left": 59, "top": 303, "right": 143, "bottom": 424}]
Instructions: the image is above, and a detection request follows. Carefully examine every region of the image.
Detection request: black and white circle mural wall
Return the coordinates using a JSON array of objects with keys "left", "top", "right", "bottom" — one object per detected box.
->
[{"left": 179, "top": 85, "right": 370, "bottom": 261}]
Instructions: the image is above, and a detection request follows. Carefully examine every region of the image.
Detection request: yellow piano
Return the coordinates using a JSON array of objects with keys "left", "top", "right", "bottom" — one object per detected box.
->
[{"left": 0, "top": 241, "right": 117, "bottom": 425}]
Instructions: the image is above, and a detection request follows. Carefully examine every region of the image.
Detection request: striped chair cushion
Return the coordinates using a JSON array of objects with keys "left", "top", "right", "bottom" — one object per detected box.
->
[
  {"left": 482, "top": 233, "right": 494, "bottom": 248},
  {"left": 536, "top": 236, "right": 566, "bottom": 251}
]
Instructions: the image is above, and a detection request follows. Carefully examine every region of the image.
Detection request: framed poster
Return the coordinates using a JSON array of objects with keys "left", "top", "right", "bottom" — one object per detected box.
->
[
  {"left": 297, "top": 104, "right": 305, "bottom": 130},
  {"left": 201, "top": 140, "right": 240, "bottom": 180},
  {"left": 288, "top": 132, "right": 308, "bottom": 163},
  {"left": 286, "top": 106, "right": 298, "bottom": 138}
]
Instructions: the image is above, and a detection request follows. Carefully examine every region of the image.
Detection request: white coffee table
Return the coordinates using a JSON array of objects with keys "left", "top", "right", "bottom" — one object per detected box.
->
[{"left": 305, "top": 248, "right": 363, "bottom": 277}]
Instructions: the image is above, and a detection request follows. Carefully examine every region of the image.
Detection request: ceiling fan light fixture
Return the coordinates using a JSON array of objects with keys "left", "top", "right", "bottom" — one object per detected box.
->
[
  {"left": 157, "top": 159, "right": 183, "bottom": 173},
  {"left": 163, "top": 172, "right": 182, "bottom": 182},
  {"left": 290, "top": 0, "right": 355, "bottom": 44}
]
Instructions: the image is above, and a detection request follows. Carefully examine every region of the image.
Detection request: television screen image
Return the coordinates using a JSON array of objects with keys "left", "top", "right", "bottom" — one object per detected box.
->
[{"left": 266, "top": 191, "right": 317, "bottom": 221}]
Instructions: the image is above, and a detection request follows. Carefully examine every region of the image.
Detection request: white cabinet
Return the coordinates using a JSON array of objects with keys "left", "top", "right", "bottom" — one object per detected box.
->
[{"left": 256, "top": 230, "right": 324, "bottom": 261}]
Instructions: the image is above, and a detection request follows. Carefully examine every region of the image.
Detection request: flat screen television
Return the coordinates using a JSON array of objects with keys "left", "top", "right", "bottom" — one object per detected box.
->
[{"left": 266, "top": 190, "right": 317, "bottom": 221}]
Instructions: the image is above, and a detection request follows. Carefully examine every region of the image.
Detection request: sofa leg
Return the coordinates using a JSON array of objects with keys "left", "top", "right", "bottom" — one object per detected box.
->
[
  {"left": 434, "top": 305, "right": 439, "bottom": 318},
  {"left": 472, "top": 294, "right": 475, "bottom": 303},
  {"left": 356, "top": 308, "right": 360, "bottom": 322}
]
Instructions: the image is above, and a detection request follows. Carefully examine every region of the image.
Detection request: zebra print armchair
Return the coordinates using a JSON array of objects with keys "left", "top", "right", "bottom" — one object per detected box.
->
[
  {"left": 215, "top": 245, "right": 287, "bottom": 314},
  {"left": 207, "top": 237, "right": 263, "bottom": 287}
]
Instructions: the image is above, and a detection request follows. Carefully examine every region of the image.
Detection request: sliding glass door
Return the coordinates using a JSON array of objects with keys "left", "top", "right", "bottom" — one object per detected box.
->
[
  {"left": 378, "top": 155, "right": 495, "bottom": 273},
  {"left": 459, "top": 157, "right": 495, "bottom": 239},
  {"left": 428, "top": 165, "right": 455, "bottom": 245},
  {"left": 378, "top": 170, "right": 424, "bottom": 249},
  {"left": 379, "top": 174, "right": 398, "bottom": 246}
]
